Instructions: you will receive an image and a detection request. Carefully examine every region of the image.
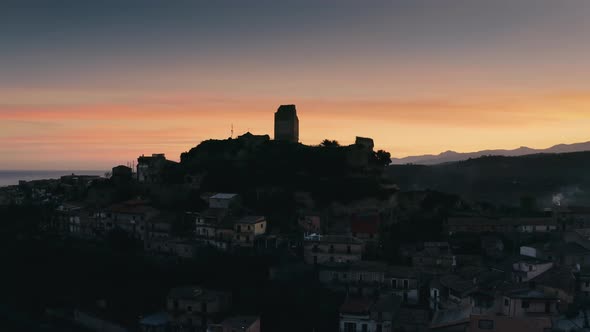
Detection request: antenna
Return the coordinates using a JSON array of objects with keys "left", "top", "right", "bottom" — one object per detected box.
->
[{"left": 231, "top": 124, "right": 234, "bottom": 138}]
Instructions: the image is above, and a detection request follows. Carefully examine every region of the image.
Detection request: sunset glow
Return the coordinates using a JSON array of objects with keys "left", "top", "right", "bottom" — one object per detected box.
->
[{"left": 2, "top": 0, "right": 590, "bottom": 169}]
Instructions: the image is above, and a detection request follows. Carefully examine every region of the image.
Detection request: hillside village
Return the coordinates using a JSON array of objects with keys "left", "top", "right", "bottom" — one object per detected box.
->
[{"left": 2, "top": 105, "right": 590, "bottom": 332}]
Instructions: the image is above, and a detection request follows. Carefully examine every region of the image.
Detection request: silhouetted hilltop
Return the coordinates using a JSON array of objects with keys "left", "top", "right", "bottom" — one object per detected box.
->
[
  {"left": 180, "top": 135, "right": 393, "bottom": 207},
  {"left": 386, "top": 151, "right": 590, "bottom": 206},
  {"left": 391, "top": 141, "right": 590, "bottom": 165}
]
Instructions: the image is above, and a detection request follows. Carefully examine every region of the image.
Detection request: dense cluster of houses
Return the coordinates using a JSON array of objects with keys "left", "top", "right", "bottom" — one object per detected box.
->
[
  {"left": 48, "top": 184, "right": 590, "bottom": 332},
  {"left": 20, "top": 153, "right": 590, "bottom": 332}
]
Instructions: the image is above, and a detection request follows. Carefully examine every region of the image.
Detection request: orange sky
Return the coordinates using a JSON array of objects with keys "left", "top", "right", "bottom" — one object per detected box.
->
[{"left": 2, "top": 1, "right": 590, "bottom": 170}]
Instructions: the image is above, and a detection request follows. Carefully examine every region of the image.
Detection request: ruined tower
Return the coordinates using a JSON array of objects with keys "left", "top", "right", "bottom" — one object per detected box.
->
[{"left": 274, "top": 104, "right": 299, "bottom": 143}]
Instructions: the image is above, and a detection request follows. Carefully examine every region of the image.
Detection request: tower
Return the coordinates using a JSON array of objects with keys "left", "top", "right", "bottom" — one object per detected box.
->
[{"left": 274, "top": 104, "right": 299, "bottom": 143}]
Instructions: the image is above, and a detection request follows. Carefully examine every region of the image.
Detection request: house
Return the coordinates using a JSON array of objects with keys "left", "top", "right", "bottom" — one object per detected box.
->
[
  {"left": 318, "top": 261, "right": 420, "bottom": 303},
  {"left": 430, "top": 275, "right": 477, "bottom": 311},
  {"left": 339, "top": 296, "right": 401, "bottom": 332},
  {"left": 137, "top": 153, "right": 174, "bottom": 183},
  {"left": 466, "top": 315, "right": 552, "bottom": 332},
  {"left": 207, "top": 315, "right": 260, "bottom": 332},
  {"left": 511, "top": 257, "right": 553, "bottom": 283},
  {"left": 303, "top": 234, "right": 363, "bottom": 265},
  {"left": 208, "top": 193, "right": 239, "bottom": 210},
  {"left": 530, "top": 266, "right": 576, "bottom": 310},
  {"left": 446, "top": 216, "right": 558, "bottom": 234},
  {"left": 298, "top": 215, "right": 321, "bottom": 235},
  {"left": 369, "top": 295, "right": 401, "bottom": 332},
  {"left": 167, "top": 287, "right": 232, "bottom": 332},
  {"left": 144, "top": 238, "right": 198, "bottom": 258},
  {"left": 101, "top": 199, "right": 159, "bottom": 240},
  {"left": 350, "top": 213, "right": 380, "bottom": 241},
  {"left": 429, "top": 304, "right": 472, "bottom": 332},
  {"left": 194, "top": 208, "right": 235, "bottom": 249},
  {"left": 521, "top": 242, "right": 590, "bottom": 267},
  {"left": 233, "top": 216, "right": 266, "bottom": 247},
  {"left": 412, "top": 242, "right": 456, "bottom": 273},
  {"left": 499, "top": 285, "right": 559, "bottom": 317},
  {"left": 53, "top": 202, "right": 95, "bottom": 237},
  {"left": 111, "top": 165, "right": 132, "bottom": 182}
]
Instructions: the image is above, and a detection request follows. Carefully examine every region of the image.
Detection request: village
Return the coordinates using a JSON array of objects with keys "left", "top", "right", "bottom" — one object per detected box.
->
[{"left": 2, "top": 105, "right": 590, "bottom": 332}]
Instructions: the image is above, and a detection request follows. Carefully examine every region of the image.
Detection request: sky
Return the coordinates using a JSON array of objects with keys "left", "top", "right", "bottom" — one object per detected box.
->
[{"left": 1, "top": 0, "right": 590, "bottom": 170}]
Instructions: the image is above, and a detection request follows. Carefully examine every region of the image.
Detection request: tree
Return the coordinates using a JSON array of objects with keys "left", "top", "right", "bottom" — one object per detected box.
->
[
  {"left": 319, "top": 139, "right": 340, "bottom": 148},
  {"left": 374, "top": 150, "right": 391, "bottom": 167}
]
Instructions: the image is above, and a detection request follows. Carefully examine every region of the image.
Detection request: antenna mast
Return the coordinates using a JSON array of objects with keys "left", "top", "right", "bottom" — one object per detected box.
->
[{"left": 231, "top": 124, "right": 234, "bottom": 138}]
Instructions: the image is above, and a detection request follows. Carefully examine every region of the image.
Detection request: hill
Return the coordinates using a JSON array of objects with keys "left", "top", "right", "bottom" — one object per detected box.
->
[
  {"left": 390, "top": 141, "right": 590, "bottom": 165},
  {"left": 385, "top": 151, "right": 590, "bottom": 206}
]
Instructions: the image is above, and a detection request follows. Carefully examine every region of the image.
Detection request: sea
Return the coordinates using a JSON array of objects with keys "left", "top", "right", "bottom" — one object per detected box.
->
[{"left": 0, "top": 170, "right": 106, "bottom": 187}]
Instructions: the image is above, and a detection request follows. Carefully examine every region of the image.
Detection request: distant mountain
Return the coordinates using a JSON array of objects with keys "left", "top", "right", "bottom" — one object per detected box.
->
[
  {"left": 391, "top": 141, "right": 590, "bottom": 165},
  {"left": 386, "top": 151, "right": 590, "bottom": 206}
]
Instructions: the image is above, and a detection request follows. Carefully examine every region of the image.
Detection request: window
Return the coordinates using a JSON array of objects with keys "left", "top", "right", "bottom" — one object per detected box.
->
[
  {"left": 529, "top": 265, "right": 533, "bottom": 272},
  {"left": 343, "top": 273, "right": 347, "bottom": 280},
  {"left": 330, "top": 256, "right": 334, "bottom": 262},
  {"left": 403, "top": 292, "right": 408, "bottom": 302},
  {"left": 522, "top": 301, "right": 530, "bottom": 308},
  {"left": 347, "top": 245, "right": 351, "bottom": 254},
  {"left": 585, "top": 281, "right": 589, "bottom": 288},
  {"left": 247, "top": 225, "right": 251, "bottom": 230},
  {"left": 376, "top": 324, "right": 382, "bottom": 332},
  {"left": 478, "top": 319, "right": 494, "bottom": 330},
  {"left": 504, "top": 298, "right": 509, "bottom": 306},
  {"left": 344, "top": 322, "right": 355, "bottom": 332},
  {"left": 392, "top": 279, "right": 398, "bottom": 288},
  {"left": 330, "top": 245, "right": 335, "bottom": 253},
  {"left": 403, "top": 279, "right": 409, "bottom": 289},
  {"left": 261, "top": 223, "right": 264, "bottom": 228},
  {"left": 187, "top": 305, "right": 192, "bottom": 312},
  {"left": 361, "top": 324, "right": 368, "bottom": 332}
]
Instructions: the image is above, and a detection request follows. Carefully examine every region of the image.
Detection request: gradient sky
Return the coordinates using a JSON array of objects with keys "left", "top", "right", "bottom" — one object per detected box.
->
[{"left": 2, "top": 0, "right": 590, "bottom": 170}]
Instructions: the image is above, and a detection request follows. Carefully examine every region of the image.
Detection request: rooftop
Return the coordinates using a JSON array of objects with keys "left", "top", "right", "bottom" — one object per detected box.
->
[
  {"left": 236, "top": 216, "right": 265, "bottom": 224},
  {"left": 211, "top": 193, "right": 239, "bottom": 200}
]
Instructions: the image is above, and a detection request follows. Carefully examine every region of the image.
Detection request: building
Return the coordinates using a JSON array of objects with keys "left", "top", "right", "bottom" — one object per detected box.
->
[
  {"left": 233, "top": 216, "right": 267, "bottom": 247},
  {"left": 511, "top": 258, "right": 553, "bottom": 283},
  {"left": 303, "top": 234, "right": 363, "bottom": 265},
  {"left": 355, "top": 137, "right": 374, "bottom": 151},
  {"left": 208, "top": 193, "right": 240, "bottom": 210},
  {"left": 137, "top": 153, "right": 173, "bottom": 183},
  {"left": 207, "top": 316, "right": 260, "bottom": 332},
  {"left": 274, "top": 104, "right": 299, "bottom": 142},
  {"left": 319, "top": 261, "right": 420, "bottom": 304},
  {"left": 298, "top": 215, "right": 321, "bottom": 235},
  {"left": 167, "top": 287, "right": 232, "bottom": 332},
  {"left": 100, "top": 199, "right": 160, "bottom": 240},
  {"left": 339, "top": 296, "right": 401, "bottom": 332},
  {"left": 446, "top": 216, "right": 558, "bottom": 234},
  {"left": 111, "top": 165, "right": 133, "bottom": 181},
  {"left": 412, "top": 242, "right": 456, "bottom": 273},
  {"left": 466, "top": 315, "right": 552, "bottom": 332},
  {"left": 499, "top": 286, "right": 559, "bottom": 317},
  {"left": 350, "top": 213, "right": 380, "bottom": 241}
]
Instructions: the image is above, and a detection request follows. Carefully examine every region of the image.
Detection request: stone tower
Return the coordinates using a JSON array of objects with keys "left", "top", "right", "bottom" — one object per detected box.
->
[{"left": 274, "top": 104, "right": 299, "bottom": 143}]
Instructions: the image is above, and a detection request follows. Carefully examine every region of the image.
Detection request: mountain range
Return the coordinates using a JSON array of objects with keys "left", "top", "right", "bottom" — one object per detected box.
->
[{"left": 391, "top": 141, "right": 590, "bottom": 165}]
